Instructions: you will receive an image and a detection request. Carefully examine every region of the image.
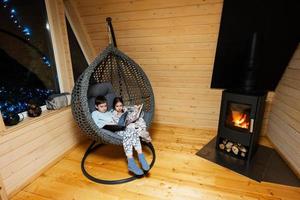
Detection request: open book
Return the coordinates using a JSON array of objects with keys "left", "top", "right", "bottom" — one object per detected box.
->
[
  {"left": 103, "top": 111, "right": 128, "bottom": 132},
  {"left": 102, "top": 104, "right": 143, "bottom": 132},
  {"left": 125, "top": 104, "right": 143, "bottom": 125}
]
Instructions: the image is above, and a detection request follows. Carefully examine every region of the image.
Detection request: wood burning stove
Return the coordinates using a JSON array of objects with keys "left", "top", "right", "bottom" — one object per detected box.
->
[
  {"left": 216, "top": 90, "right": 267, "bottom": 162},
  {"left": 197, "top": 89, "right": 300, "bottom": 185}
]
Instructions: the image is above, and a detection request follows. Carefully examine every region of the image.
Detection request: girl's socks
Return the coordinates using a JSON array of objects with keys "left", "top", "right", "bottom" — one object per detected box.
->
[
  {"left": 127, "top": 157, "right": 143, "bottom": 176},
  {"left": 138, "top": 153, "right": 150, "bottom": 171}
]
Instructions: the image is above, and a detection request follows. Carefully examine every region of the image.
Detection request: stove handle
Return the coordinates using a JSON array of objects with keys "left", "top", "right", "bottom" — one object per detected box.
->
[{"left": 250, "top": 119, "right": 254, "bottom": 133}]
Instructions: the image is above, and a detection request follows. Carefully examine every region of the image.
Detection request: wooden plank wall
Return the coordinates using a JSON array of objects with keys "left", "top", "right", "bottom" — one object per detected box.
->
[
  {"left": 0, "top": 108, "right": 82, "bottom": 197},
  {"left": 72, "top": 0, "right": 223, "bottom": 128},
  {"left": 0, "top": 174, "right": 8, "bottom": 200},
  {"left": 267, "top": 45, "right": 300, "bottom": 175},
  {"left": 72, "top": 0, "right": 273, "bottom": 130}
]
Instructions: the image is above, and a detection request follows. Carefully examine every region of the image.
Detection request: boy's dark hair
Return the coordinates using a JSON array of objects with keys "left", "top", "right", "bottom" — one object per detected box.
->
[
  {"left": 113, "top": 97, "right": 124, "bottom": 109},
  {"left": 95, "top": 96, "right": 107, "bottom": 106}
]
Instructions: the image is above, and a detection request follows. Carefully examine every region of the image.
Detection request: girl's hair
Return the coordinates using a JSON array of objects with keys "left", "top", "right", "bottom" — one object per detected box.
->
[
  {"left": 95, "top": 96, "right": 107, "bottom": 106},
  {"left": 113, "top": 97, "right": 124, "bottom": 110}
]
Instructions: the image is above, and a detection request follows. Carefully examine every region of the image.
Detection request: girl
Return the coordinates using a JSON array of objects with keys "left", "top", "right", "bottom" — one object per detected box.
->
[
  {"left": 113, "top": 97, "right": 151, "bottom": 142},
  {"left": 112, "top": 97, "right": 150, "bottom": 175}
]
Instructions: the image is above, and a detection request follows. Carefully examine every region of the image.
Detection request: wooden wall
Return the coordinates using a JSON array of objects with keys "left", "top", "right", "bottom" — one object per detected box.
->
[
  {"left": 267, "top": 45, "right": 300, "bottom": 175},
  {"left": 72, "top": 0, "right": 273, "bottom": 130},
  {"left": 0, "top": 108, "right": 82, "bottom": 197},
  {"left": 72, "top": 0, "right": 223, "bottom": 128},
  {"left": 0, "top": 174, "right": 8, "bottom": 200}
]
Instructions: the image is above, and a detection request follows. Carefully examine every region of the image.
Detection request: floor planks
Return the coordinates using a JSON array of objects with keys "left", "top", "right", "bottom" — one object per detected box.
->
[{"left": 11, "top": 124, "right": 300, "bottom": 200}]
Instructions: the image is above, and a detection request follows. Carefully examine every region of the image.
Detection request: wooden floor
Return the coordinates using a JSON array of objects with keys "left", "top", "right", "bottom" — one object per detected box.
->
[{"left": 11, "top": 124, "right": 300, "bottom": 200}]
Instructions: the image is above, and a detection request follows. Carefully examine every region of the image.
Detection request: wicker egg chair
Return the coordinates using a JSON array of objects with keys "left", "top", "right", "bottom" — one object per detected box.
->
[{"left": 71, "top": 18, "right": 156, "bottom": 184}]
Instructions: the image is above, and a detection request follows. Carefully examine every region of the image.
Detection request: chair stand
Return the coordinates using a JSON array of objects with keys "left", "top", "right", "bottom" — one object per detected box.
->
[{"left": 81, "top": 140, "right": 156, "bottom": 184}]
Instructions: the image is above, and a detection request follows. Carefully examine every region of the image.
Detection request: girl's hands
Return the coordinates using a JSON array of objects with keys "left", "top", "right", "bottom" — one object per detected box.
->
[{"left": 134, "top": 104, "right": 142, "bottom": 109}]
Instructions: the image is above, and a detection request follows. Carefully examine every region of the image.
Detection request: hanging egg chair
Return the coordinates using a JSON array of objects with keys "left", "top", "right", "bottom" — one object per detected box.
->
[{"left": 71, "top": 18, "right": 156, "bottom": 184}]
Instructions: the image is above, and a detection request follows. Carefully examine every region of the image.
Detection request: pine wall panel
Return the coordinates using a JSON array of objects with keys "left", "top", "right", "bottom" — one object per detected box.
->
[
  {"left": 72, "top": 0, "right": 273, "bottom": 130},
  {"left": 267, "top": 45, "right": 300, "bottom": 175},
  {"left": 73, "top": 0, "right": 223, "bottom": 128},
  {"left": 0, "top": 108, "right": 82, "bottom": 197}
]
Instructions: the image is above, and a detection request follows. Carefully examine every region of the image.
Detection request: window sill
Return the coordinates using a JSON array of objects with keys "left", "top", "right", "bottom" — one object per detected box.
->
[{"left": 0, "top": 106, "right": 71, "bottom": 136}]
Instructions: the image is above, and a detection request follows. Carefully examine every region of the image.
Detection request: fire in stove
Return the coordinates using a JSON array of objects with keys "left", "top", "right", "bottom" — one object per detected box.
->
[
  {"left": 231, "top": 111, "right": 250, "bottom": 129},
  {"left": 225, "top": 102, "right": 251, "bottom": 132}
]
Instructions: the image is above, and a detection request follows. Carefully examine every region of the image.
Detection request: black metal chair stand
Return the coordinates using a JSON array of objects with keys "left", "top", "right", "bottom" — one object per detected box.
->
[{"left": 81, "top": 141, "right": 156, "bottom": 184}]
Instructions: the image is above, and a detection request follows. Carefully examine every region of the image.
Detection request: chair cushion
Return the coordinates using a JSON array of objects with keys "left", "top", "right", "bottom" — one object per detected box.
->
[
  {"left": 87, "top": 83, "right": 116, "bottom": 112},
  {"left": 143, "top": 111, "right": 152, "bottom": 126},
  {"left": 105, "top": 93, "right": 116, "bottom": 110},
  {"left": 88, "top": 82, "right": 114, "bottom": 97}
]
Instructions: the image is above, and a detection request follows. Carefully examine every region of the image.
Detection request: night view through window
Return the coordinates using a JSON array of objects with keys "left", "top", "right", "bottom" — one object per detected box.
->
[{"left": 0, "top": 0, "right": 59, "bottom": 121}]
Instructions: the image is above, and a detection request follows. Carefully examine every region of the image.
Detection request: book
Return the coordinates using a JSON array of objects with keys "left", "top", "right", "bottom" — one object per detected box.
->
[
  {"left": 103, "top": 104, "right": 144, "bottom": 131},
  {"left": 103, "top": 124, "right": 125, "bottom": 132},
  {"left": 126, "top": 104, "right": 143, "bottom": 124}
]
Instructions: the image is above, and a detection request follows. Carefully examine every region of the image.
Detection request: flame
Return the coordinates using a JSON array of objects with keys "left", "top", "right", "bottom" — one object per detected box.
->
[{"left": 231, "top": 111, "right": 249, "bottom": 129}]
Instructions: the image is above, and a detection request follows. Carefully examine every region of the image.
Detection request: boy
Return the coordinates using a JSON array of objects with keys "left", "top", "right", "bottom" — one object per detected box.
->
[{"left": 91, "top": 96, "right": 115, "bottom": 128}]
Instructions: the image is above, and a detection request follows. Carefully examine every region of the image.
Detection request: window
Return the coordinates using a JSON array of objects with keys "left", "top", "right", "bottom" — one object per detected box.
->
[
  {"left": 0, "top": 0, "right": 59, "bottom": 120},
  {"left": 65, "top": 17, "right": 89, "bottom": 82}
]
